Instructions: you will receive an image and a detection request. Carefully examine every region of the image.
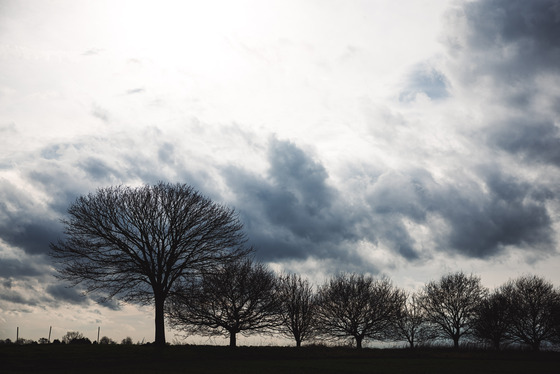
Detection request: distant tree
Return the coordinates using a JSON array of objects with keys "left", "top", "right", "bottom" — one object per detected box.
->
[
  {"left": 62, "top": 331, "right": 83, "bottom": 344},
  {"left": 50, "top": 182, "right": 251, "bottom": 346},
  {"left": 419, "top": 272, "right": 487, "bottom": 349},
  {"left": 390, "top": 292, "right": 434, "bottom": 348},
  {"left": 316, "top": 274, "right": 404, "bottom": 349},
  {"left": 16, "top": 338, "right": 35, "bottom": 345},
  {"left": 276, "top": 273, "right": 319, "bottom": 347},
  {"left": 167, "top": 258, "right": 280, "bottom": 347},
  {"left": 61, "top": 331, "right": 91, "bottom": 345},
  {"left": 501, "top": 275, "right": 560, "bottom": 351},
  {"left": 472, "top": 289, "right": 511, "bottom": 350},
  {"left": 99, "top": 336, "right": 116, "bottom": 345},
  {"left": 38, "top": 337, "right": 50, "bottom": 345},
  {"left": 121, "top": 337, "right": 134, "bottom": 345}
]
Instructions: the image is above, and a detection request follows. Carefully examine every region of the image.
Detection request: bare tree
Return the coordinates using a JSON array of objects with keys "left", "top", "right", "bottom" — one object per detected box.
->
[
  {"left": 391, "top": 292, "right": 433, "bottom": 348},
  {"left": 167, "top": 258, "right": 280, "bottom": 347},
  {"left": 501, "top": 275, "right": 560, "bottom": 351},
  {"left": 471, "top": 289, "right": 511, "bottom": 350},
  {"left": 61, "top": 331, "right": 91, "bottom": 345},
  {"left": 50, "top": 182, "right": 250, "bottom": 346},
  {"left": 419, "top": 272, "right": 487, "bottom": 349},
  {"left": 276, "top": 273, "right": 318, "bottom": 347},
  {"left": 316, "top": 274, "right": 404, "bottom": 349},
  {"left": 99, "top": 336, "right": 116, "bottom": 345}
]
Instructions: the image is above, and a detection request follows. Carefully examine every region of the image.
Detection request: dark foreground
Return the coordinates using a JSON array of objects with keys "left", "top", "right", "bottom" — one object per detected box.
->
[{"left": 1, "top": 345, "right": 559, "bottom": 374}]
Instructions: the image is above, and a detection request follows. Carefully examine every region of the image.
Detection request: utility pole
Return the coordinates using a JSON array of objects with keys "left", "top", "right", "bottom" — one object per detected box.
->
[
  {"left": 97, "top": 327, "right": 100, "bottom": 344},
  {"left": 48, "top": 326, "right": 52, "bottom": 343}
]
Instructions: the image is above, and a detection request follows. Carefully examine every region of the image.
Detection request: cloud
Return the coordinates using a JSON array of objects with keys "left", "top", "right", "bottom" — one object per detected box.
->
[
  {"left": 91, "top": 104, "right": 110, "bottom": 123},
  {"left": 225, "top": 137, "right": 367, "bottom": 264},
  {"left": 125, "top": 88, "right": 145, "bottom": 95},
  {"left": 444, "top": 0, "right": 560, "bottom": 168},
  {"left": 82, "top": 48, "right": 104, "bottom": 56},
  {"left": 45, "top": 284, "right": 88, "bottom": 306},
  {"left": 399, "top": 62, "right": 449, "bottom": 102},
  {"left": 433, "top": 170, "right": 554, "bottom": 258}
]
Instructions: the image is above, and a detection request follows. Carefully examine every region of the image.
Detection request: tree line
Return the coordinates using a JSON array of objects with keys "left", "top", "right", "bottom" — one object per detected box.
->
[
  {"left": 166, "top": 260, "right": 560, "bottom": 351},
  {"left": 0, "top": 331, "right": 135, "bottom": 345},
  {"left": 48, "top": 182, "right": 560, "bottom": 350}
]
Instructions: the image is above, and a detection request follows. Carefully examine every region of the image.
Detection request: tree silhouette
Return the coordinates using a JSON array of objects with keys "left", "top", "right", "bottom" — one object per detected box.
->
[
  {"left": 472, "top": 289, "right": 511, "bottom": 350},
  {"left": 276, "top": 273, "right": 319, "bottom": 347},
  {"left": 501, "top": 275, "right": 560, "bottom": 351},
  {"left": 390, "top": 292, "right": 434, "bottom": 348},
  {"left": 167, "top": 258, "right": 280, "bottom": 347},
  {"left": 316, "top": 274, "right": 404, "bottom": 349},
  {"left": 61, "top": 331, "right": 91, "bottom": 344},
  {"left": 50, "top": 182, "right": 250, "bottom": 346},
  {"left": 419, "top": 272, "right": 487, "bottom": 349}
]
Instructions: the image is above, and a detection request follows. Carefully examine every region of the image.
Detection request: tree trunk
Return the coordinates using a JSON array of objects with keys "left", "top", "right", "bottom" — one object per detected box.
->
[
  {"left": 355, "top": 336, "right": 363, "bottom": 349},
  {"left": 154, "top": 294, "right": 166, "bottom": 346},
  {"left": 453, "top": 336, "right": 459, "bottom": 350},
  {"left": 296, "top": 338, "right": 301, "bottom": 348},
  {"left": 229, "top": 331, "right": 237, "bottom": 348}
]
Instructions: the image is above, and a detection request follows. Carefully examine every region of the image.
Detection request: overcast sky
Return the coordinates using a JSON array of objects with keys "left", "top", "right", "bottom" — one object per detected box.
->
[{"left": 1, "top": 0, "right": 560, "bottom": 345}]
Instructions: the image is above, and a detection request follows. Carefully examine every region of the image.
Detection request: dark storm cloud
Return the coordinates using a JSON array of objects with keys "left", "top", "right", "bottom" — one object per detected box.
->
[
  {"left": 487, "top": 120, "right": 560, "bottom": 167},
  {"left": 224, "top": 138, "right": 370, "bottom": 264},
  {"left": 0, "top": 257, "right": 45, "bottom": 278},
  {"left": 448, "top": 0, "right": 560, "bottom": 167},
  {"left": 78, "top": 157, "right": 121, "bottom": 181},
  {"left": 0, "top": 180, "right": 63, "bottom": 255},
  {"left": 226, "top": 136, "right": 556, "bottom": 265},
  {"left": 453, "top": 0, "right": 560, "bottom": 78},
  {"left": 45, "top": 284, "right": 88, "bottom": 305},
  {"left": 432, "top": 169, "right": 554, "bottom": 258}
]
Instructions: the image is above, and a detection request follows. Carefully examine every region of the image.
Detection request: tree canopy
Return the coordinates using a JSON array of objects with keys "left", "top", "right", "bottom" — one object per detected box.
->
[
  {"left": 167, "top": 258, "right": 280, "bottom": 347},
  {"left": 50, "top": 182, "right": 251, "bottom": 346}
]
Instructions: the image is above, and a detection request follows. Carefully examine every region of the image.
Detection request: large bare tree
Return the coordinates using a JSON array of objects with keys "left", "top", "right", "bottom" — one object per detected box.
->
[
  {"left": 316, "top": 274, "right": 404, "bottom": 349},
  {"left": 501, "top": 275, "right": 560, "bottom": 351},
  {"left": 419, "top": 272, "right": 487, "bottom": 349},
  {"left": 471, "top": 289, "right": 511, "bottom": 350},
  {"left": 391, "top": 292, "right": 434, "bottom": 349},
  {"left": 167, "top": 258, "right": 280, "bottom": 347},
  {"left": 50, "top": 182, "right": 250, "bottom": 346},
  {"left": 276, "top": 273, "right": 318, "bottom": 347}
]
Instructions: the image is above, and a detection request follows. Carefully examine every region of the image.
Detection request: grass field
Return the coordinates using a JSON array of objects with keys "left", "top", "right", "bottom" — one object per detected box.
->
[{"left": 1, "top": 344, "right": 559, "bottom": 373}]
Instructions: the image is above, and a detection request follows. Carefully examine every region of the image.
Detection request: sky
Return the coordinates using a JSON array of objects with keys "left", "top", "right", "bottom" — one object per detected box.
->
[{"left": 1, "top": 0, "right": 560, "bottom": 345}]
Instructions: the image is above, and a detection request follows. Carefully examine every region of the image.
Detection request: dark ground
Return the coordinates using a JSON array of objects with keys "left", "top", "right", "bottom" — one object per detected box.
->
[{"left": 1, "top": 344, "right": 559, "bottom": 373}]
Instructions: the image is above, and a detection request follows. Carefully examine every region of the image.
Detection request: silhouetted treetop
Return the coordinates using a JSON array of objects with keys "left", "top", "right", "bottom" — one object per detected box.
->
[{"left": 50, "top": 182, "right": 251, "bottom": 346}]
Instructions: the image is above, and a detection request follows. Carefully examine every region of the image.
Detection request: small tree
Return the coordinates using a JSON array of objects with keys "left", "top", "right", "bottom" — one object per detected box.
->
[
  {"left": 121, "top": 337, "right": 134, "bottom": 345},
  {"left": 50, "top": 182, "right": 251, "bottom": 346},
  {"left": 391, "top": 292, "right": 433, "bottom": 348},
  {"left": 61, "top": 331, "right": 91, "bottom": 345},
  {"left": 419, "top": 272, "right": 487, "bottom": 349},
  {"left": 99, "top": 336, "right": 116, "bottom": 345},
  {"left": 316, "top": 274, "right": 404, "bottom": 349},
  {"left": 501, "top": 275, "right": 560, "bottom": 351},
  {"left": 167, "top": 258, "right": 280, "bottom": 347},
  {"left": 472, "top": 289, "right": 511, "bottom": 350},
  {"left": 276, "top": 273, "right": 319, "bottom": 347}
]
